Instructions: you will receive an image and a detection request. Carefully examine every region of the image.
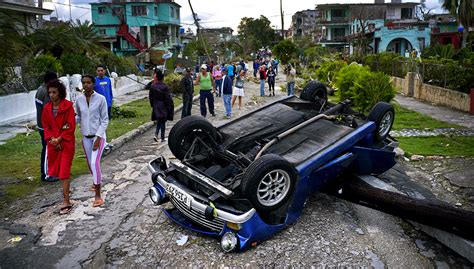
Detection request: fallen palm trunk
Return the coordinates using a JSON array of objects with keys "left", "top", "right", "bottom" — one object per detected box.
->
[{"left": 323, "top": 175, "right": 474, "bottom": 241}]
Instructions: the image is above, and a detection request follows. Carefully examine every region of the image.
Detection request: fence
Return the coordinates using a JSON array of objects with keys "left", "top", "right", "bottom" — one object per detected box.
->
[{"left": 366, "top": 60, "right": 474, "bottom": 94}]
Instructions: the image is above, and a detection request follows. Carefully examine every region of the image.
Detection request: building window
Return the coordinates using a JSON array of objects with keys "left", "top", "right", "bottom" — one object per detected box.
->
[
  {"left": 331, "top": 9, "right": 345, "bottom": 18},
  {"left": 132, "top": 6, "right": 147, "bottom": 16},
  {"left": 154, "top": 6, "right": 158, "bottom": 16},
  {"left": 418, "top": 37, "right": 425, "bottom": 51},
  {"left": 176, "top": 9, "right": 180, "bottom": 19},
  {"left": 98, "top": 7, "right": 106, "bottom": 14},
  {"left": 401, "top": 8, "right": 413, "bottom": 19},
  {"left": 170, "top": 7, "right": 174, "bottom": 18},
  {"left": 112, "top": 7, "right": 123, "bottom": 15},
  {"left": 99, "top": 29, "right": 106, "bottom": 35},
  {"left": 333, "top": 28, "right": 345, "bottom": 38}
]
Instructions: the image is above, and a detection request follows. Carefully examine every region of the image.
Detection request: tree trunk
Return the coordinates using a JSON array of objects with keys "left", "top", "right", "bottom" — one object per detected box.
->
[{"left": 323, "top": 175, "right": 474, "bottom": 241}]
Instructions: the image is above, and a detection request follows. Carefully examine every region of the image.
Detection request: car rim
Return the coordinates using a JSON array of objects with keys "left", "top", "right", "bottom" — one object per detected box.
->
[
  {"left": 257, "top": 169, "right": 291, "bottom": 207},
  {"left": 379, "top": 111, "right": 393, "bottom": 137}
]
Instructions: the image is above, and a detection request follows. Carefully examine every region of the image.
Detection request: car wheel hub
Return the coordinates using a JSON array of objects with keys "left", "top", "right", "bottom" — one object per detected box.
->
[
  {"left": 379, "top": 112, "right": 393, "bottom": 137},
  {"left": 257, "top": 169, "right": 291, "bottom": 207}
]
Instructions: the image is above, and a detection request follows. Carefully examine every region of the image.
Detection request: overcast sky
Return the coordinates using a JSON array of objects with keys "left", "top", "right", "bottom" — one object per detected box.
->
[{"left": 42, "top": 0, "right": 444, "bottom": 33}]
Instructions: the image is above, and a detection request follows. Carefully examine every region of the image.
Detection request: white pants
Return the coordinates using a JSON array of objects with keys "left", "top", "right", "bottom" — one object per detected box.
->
[{"left": 82, "top": 136, "right": 105, "bottom": 185}]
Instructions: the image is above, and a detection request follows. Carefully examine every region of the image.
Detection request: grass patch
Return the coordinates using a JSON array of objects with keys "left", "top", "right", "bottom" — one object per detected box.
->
[
  {"left": 397, "top": 136, "right": 474, "bottom": 157},
  {"left": 0, "top": 94, "right": 184, "bottom": 205},
  {"left": 392, "top": 105, "right": 463, "bottom": 130}
]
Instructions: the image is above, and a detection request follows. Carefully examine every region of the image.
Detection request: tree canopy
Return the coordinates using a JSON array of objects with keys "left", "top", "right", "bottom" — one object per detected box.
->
[
  {"left": 237, "top": 15, "right": 280, "bottom": 55},
  {"left": 272, "top": 39, "right": 297, "bottom": 64}
]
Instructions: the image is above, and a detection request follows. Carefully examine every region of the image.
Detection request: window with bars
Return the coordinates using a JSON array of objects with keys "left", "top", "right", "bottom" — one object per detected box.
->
[
  {"left": 132, "top": 6, "right": 147, "bottom": 16},
  {"left": 98, "top": 7, "right": 106, "bottom": 14}
]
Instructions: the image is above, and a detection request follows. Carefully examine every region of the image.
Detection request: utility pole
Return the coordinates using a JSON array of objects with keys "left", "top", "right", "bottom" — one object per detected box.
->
[
  {"left": 280, "top": 0, "right": 284, "bottom": 38},
  {"left": 38, "top": 0, "right": 43, "bottom": 28},
  {"left": 188, "top": 0, "right": 211, "bottom": 62}
]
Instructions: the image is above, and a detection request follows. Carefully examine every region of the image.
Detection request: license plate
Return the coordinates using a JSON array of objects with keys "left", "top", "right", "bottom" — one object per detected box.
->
[{"left": 165, "top": 183, "right": 192, "bottom": 208}]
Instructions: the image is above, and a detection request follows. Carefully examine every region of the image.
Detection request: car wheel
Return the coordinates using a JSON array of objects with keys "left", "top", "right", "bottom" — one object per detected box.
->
[
  {"left": 300, "top": 80, "right": 328, "bottom": 103},
  {"left": 241, "top": 154, "right": 297, "bottom": 212},
  {"left": 368, "top": 102, "right": 395, "bottom": 142},
  {"left": 168, "top": 115, "right": 217, "bottom": 160}
]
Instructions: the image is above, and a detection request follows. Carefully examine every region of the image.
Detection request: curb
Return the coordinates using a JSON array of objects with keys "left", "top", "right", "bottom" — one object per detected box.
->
[{"left": 103, "top": 95, "right": 199, "bottom": 156}]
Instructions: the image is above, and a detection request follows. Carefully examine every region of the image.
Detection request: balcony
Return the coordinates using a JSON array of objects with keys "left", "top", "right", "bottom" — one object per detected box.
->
[{"left": 319, "top": 17, "right": 349, "bottom": 25}]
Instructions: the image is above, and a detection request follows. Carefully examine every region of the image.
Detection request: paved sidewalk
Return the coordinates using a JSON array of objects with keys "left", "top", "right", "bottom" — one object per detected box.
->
[{"left": 395, "top": 94, "right": 474, "bottom": 129}]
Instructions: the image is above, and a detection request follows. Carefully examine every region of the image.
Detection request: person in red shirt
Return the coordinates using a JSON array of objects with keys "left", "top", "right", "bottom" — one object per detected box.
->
[{"left": 42, "top": 80, "right": 76, "bottom": 215}]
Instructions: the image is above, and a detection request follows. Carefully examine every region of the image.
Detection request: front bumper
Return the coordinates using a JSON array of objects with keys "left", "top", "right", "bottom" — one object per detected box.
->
[{"left": 147, "top": 158, "right": 256, "bottom": 227}]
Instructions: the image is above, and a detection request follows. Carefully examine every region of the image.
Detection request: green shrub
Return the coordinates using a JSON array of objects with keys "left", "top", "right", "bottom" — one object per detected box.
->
[
  {"left": 316, "top": 60, "right": 347, "bottom": 83},
  {"left": 95, "top": 51, "right": 137, "bottom": 76},
  {"left": 421, "top": 58, "right": 474, "bottom": 93},
  {"left": 351, "top": 71, "right": 395, "bottom": 113},
  {"left": 111, "top": 105, "right": 137, "bottom": 118},
  {"left": 31, "top": 54, "right": 63, "bottom": 75},
  {"left": 60, "top": 52, "right": 95, "bottom": 75},
  {"left": 364, "top": 52, "right": 407, "bottom": 77},
  {"left": 334, "top": 64, "right": 370, "bottom": 101},
  {"left": 164, "top": 73, "right": 183, "bottom": 95}
]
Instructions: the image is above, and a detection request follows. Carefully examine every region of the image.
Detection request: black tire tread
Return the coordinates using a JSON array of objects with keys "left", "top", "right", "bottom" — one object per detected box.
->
[
  {"left": 168, "top": 115, "right": 216, "bottom": 160},
  {"left": 300, "top": 80, "right": 328, "bottom": 102}
]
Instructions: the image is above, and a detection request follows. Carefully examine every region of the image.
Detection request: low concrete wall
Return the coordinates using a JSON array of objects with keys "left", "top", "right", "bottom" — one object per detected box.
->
[
  {"left": 391, "top": 77, "right": 407, "bottom": 95},
  {"left": 391, "top": 74, "right": 471, "bottom": 113},
  {"left": 0, "top": 75, "right": 147, "bottom": 126},
  {"left": 416, "top": 82, "right": 470, "bottom": 112}
]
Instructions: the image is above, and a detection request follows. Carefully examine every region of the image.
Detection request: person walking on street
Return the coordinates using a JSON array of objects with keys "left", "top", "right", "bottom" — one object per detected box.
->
[
  {"left": 267, "top": 65, "right": 276, "bottom": 96},
  {"left": 259, "top": 65, "right": 267, "bottom": 97},
  {"left": 286, "top": 64, "right": 296, "bottom": 96},
  {"left": 180, "top": 68, "right": 194, "bottom": 118},
  {"left": 221, "top": 68, "right": 233, "bottom": 119},
  {"left": 150, "top": 69, "right": 174, "bottom": 142},
  {"left": 95, "top": 64, "right": 114, "bottom": 119},
  {"left": 212, "top": 65, "right": 223, "bottom": 97},
  {"left": 194, "top": 64, "right": 216, "bottom": 117},
  {"left": 41, "top": 80, "right": 76, "bottom": 215},
  {"left": 227, "top": 63, "right": 235, "bottom": 85},
  {"left": 75, "top": 75, "right": 109, "bottom": 208},
  {"left": 232, "top": 70, "right": 246, "bottom": 113},
  {"left": 35, "top": 71, "right": 58, "bottom": 182},
  {"left": 253, "top": 59, "right": 260, "bottom": 78}
]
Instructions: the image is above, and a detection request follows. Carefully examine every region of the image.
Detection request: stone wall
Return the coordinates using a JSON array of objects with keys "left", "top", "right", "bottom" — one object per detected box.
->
[
  {"left": 391, "top": 73, "right": 471, "bottom": 113},
  {"left": 0, "top": 75, "right": 148, "bottom": 126},
  {"left": 416, "top": 82, "right": 470, "bottom": 112}
]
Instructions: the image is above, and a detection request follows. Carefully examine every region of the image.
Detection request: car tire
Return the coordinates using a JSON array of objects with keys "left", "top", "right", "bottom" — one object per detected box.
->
[
  {"left": 368, "top": 102, "right": 395, "bottom": 142},
  {"left": 300, "top": 80, "right": 328, "bottom": 102},
  {"left": 168, "top": 115, "right": 217, "bottom": 160},
  {"left": 241, "top": 154, "right": 297, "bottom": 212}
]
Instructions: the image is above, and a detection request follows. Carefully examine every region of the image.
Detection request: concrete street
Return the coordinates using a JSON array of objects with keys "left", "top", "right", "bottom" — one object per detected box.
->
[{"left": 0, "top": 74, "right": 471, "bottom": 268}]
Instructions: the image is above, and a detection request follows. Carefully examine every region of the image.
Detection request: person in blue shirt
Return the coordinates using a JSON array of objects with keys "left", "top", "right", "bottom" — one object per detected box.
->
[
  {"left": 227, "top": 64, "right": 235, "bottom": 85},
  {"left": 95, "top": 64, "right": 114, "bottom": 120}
]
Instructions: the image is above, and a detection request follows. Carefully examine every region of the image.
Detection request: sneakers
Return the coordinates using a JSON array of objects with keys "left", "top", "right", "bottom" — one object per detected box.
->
[
  {"left": 42, "top": 176, "right": 59, "bottom": 182},
  {"left": 211, "top": 113, "right": 216, "bottom": 117},
  {"left": 161, "top": 138, "right": 167, "bottom": 143},
  {"left": 104, "top": 143, "right": 113, "bottom": 151}
]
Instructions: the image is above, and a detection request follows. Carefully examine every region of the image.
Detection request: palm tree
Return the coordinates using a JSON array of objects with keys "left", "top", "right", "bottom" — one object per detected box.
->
[{"left": 441, "top": 0, "right": 474, "bottom": 48}]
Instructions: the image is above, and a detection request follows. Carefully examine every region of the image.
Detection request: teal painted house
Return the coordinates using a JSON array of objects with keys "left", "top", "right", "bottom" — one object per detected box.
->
[{"left": 90, "top": 0, "right": 181, "bottom": 56}]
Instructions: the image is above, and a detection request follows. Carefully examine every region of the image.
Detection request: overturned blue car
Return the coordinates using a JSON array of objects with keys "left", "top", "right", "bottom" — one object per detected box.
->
[{"left": 148, "top": 81, "right": 397, "bottom": 252}]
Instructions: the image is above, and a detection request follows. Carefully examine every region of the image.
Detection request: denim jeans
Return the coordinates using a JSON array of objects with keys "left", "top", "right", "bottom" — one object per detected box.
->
[
  {"left": 155, "top": 119, "right": 166, "bottom": 140},
  {"left": 260, "top": 79, "right": 265, "bottom": 96},
  {"left": 215, "top": 79, "right": 222, "bottom": 96},
  {"left": 223, "top": 94, "right": 232, "bottom": 117},
  {"left": 199, "top": 90, "right": 215, "bottom": 117},
  {"left": 287, "top": 81, "right": 295, "bottom": 96}
]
